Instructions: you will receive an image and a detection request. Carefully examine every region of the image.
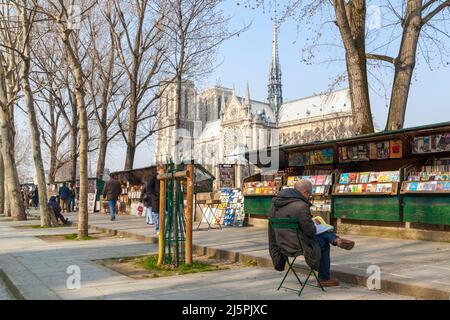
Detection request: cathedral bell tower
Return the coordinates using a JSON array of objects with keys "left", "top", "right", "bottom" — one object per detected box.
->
[{"left": 267, "top": 22, "right": 283, "bottom": 122}]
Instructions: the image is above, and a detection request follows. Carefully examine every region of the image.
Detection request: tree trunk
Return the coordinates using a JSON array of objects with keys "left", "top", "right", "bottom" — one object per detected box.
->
[
  {"left": 61, "top": 29, "right": 89, "bottom": 238},
  {"left": 48, "top": 144, "right": 57, "bottom": 184},
  {"left": 124, "top": 135, "right": 136, "bottom": 170},
  {"left": 70, "top": 108, "right": 78, "bottom": 182},
  {"left": 19, "top": 4, "right": 53, "bottom": 227},
  {"left": 345, "top": 53, "right": 374, "bottom": 134},
  {"left": 0, "top": 147, "right": 4, "bottom": 215},
  {"left": 334, "top": 0, "right": 374, "bottom": 135},
  {"left": 4, "top": 183, "right": 11, "bottom": 217},
  {"left": 124, "top": 95, "right": 137, "bottom": 170},
  {"left": 386, "top": 0, "right": 422, "bottom": 131},
  {"left": 0, "top": 63, "right": 26, "bottom": 221},
  {"left": 0, "top": 121, "right": 27, "bottom": 221},
  {"left": 77, "top": 102, "right": 89, "bottom": 238},
  {"left": 96, "top": 128, "right": 108, "bottom": 179}
]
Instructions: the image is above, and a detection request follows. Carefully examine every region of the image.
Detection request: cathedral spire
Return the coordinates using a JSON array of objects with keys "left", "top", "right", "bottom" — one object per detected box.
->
[
  {"left": 245, "top": 81, "right": 251, "bottom": 106},
  {"left": 268, "top": 20, "right": 283, "bottom": 121}
]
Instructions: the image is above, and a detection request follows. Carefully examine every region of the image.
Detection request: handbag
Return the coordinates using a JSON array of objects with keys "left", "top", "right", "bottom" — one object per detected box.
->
[{"left": 137, "top": 203, "right": 144, "bottom": 216}]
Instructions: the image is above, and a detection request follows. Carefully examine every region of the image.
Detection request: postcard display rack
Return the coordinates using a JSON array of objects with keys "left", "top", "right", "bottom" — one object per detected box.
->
[
  {"left": 285, "top": 175, "right": 333, "bottom": 223},
  {"left": 243, "top": 176, "right": 282, "bottom": 219},
  {"left": 401, "top": 132, "right": 450, "bottom": 225},
  {"left": 218, "top": 188, "right": 245, "bottom": 227}
]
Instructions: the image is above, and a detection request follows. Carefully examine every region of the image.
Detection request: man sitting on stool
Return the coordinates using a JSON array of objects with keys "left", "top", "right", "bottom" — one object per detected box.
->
[
  {"left": 48, "top": 196, "right": 69, "bottom": 225},
  {"left": 269, "top": 180, "right": 355, "bottom": 287}
]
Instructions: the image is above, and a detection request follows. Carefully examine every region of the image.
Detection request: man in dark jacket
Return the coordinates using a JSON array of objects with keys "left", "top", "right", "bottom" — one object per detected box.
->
[
  {"left": 269, "top": 180, "right": 355, "bottom": 287},
  {"left": 103, "top": 174, "right": 122, "bottom": 221},
  {"left": 140, "top": 172, "right": 160, "bottom": 234},
  {"left": 59, "top": 183, "right": 71, "bottom": 213}
]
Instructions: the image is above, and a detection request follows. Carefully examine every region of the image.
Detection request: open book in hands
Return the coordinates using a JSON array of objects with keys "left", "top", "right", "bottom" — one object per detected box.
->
[{"left": 313, "top": 216, "right": 334, "bottom": 235}]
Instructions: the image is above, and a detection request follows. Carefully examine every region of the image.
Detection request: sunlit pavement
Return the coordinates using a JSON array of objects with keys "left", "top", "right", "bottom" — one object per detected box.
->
[{"left": 0, "top": 216, "right": 414, "bottom": 300}]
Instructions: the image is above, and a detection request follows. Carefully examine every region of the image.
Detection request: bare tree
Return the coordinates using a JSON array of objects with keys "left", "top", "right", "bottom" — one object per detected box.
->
[
  {"left": 244, "top": 0, "right": 450, "bottom": 132},
  {"left": 384, "top": 0, "right": 450, "bottom": 130},
  {"left": 107, "top": 0, "right": 169, "bottom": 170},
  {"left": 10, "top": 0, "right": 56, "bottom": 226},
  {"left": 0, "top": 1, "right": 27, "bottom": 221},
  {"left": 85, "top": 5, "right": 125, "bottom": 178},
  {"left": 33, "top": 0, "right": 97, "bottom": 237},
  {"left": 31, "top": 28, "right": 71, "bottom": 183}
]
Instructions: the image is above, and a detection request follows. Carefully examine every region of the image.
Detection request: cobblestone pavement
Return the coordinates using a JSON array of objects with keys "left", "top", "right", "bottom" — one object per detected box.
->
[{"left": 0, "top": 218, "right": 414, "bottom": 300}]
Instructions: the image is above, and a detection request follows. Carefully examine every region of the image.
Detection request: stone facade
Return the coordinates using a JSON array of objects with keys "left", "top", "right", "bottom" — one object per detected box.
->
[{"left": 155, "top": 26, "right": 355, "bottom": 188}]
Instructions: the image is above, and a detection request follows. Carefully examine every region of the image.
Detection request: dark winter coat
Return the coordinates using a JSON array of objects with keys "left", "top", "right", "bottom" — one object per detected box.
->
[
  {"left": 268, "top": 188, "right": 321, "bottom": 271},
  {"left": 48, "top": 196, "right": 62, "bottom": 216},
  {"left": 140, "top": 174, "right": 160, "bottom": 213},
  {"left": 103, "top": 178, "right": 122, "bottom": 201}
]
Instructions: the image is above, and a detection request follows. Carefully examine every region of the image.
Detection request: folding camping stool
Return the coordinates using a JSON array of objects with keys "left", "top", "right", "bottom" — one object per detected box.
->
[{"left": 269, "top": 217, "right": 326, "bottom": 297}]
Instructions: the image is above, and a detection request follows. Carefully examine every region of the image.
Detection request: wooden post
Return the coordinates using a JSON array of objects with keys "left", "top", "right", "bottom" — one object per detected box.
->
[
  {"left": 157, "top": 166, "right": 166, "bottom": 266},
  {"left": 185, "top": 164, "right": 195, "bottom": 265}
]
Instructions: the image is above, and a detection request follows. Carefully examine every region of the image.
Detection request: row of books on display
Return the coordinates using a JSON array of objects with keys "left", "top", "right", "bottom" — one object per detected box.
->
[
  {"left": 339, "top": 140, "right": 403, "bottom": 162},
  {"left": 282, "top": 185, "right": 330, "bottom": 195},
  {"left": 339, "top": 171, "right": 400, "bottom": 184},
  {"left": 243, "top": 181, "right": 279, "bottom": 196},
  {"left": 412, "top": 133, "right": 450, "bottom": 154},
  {"left": 406, "top": 172, "right": 450, "bottom": 182},
  {"left": 286, "top": 175, "right": 332, "bottom": 187},
  {"left": 333, "top": 183, "right": 396, "bottom": 194},
  {"left": 402, "top": 181, "right": 450, "bottom": 192},
  {"left": 421, "top": 158, "right": 450, "bottom": 172}
]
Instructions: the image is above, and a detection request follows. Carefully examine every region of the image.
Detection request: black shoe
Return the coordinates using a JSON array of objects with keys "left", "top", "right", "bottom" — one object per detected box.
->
[{"left": 64, "top": 218, "right": 69, "bottom": 225}]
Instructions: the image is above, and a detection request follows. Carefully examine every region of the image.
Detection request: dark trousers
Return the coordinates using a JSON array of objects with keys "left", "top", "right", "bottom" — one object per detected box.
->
[
  {"left": 69, "top": 197, "right": 75, "bottom": 212},
  {"left": 55, "top": 212, "right": 66, "bottom": 224},
  {"left": 314, "top": 232, "right": 338, "bottom": 281}
]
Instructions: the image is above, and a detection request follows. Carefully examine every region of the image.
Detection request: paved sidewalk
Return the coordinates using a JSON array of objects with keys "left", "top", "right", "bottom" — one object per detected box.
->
[
  {"left": 0, "top": 217, "right": 411, "bottom": 300},
  {"left": 0, "top": 278, "right": 13, "bottom": 300},
  {"left": 64, "top": 212, "right": 450, "bottom": 299}
]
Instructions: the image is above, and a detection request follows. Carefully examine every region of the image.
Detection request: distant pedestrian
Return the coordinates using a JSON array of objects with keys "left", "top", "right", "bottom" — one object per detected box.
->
[
  {"left": 23, "top": 186, "right": 30, "bottom": 209},
  {"left": 68, "top": 184, "right": 76, "bottom": 212},
  {"left": 33, "top": 187, "right": 39, "bottom": 209},
  {"left": 59, "top": 182, "right": 70, "bottom": 213},
  {"left": 140, "top": 172, "right": 160, "bottom": 235},
  {"left": 48, "top": 196, "right": 69, "bottom": 225},
  {"left": 103, "top": 174, "right": 121, "bottom": 221}
]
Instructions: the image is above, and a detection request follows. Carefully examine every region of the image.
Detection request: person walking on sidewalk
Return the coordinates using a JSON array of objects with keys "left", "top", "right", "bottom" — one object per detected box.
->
[
  {"left": 269, "top": 179, "right": 355, "bottom": 288},
  {"left": 32, "top": 187, "right": 39, "bottom": 209},
  {"left": 140, "top": 172, "right": 160, "bottom": 235},
  {"left": 59, "top": 183, "right": 71, "bottom": 213},
  {"left": 103, "top": 173, "right": 122, "bottom": 221},
  {"left": 68, "top": 184, "right": 76, "bottom": 212}
]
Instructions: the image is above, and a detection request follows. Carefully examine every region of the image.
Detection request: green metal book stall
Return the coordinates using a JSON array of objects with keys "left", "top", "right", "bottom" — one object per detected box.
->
[
  {"left": 244, "top": 121, "right": 450, "bottom": 232},
  {"left": 242, "top": 172, "right": 281, "bottom": 219},
  {"left": 400, "top": 130, "right": 450, "bottom": 226}
]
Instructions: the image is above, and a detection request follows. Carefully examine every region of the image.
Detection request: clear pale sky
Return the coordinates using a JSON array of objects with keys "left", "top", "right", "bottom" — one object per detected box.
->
[{"left": 95, "top": 2, "right": 450, "bottom": 171}]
